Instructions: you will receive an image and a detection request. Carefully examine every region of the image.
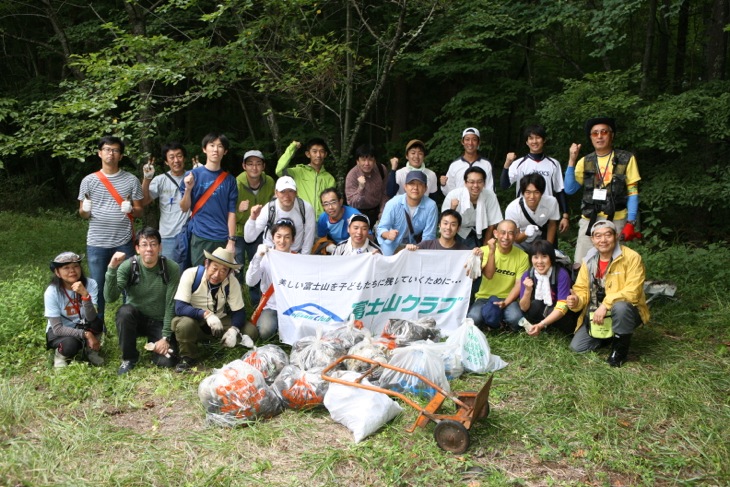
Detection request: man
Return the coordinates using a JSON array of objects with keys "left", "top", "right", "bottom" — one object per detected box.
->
[
  {"left": 504, "top": 173, "right": 560, "bottom": 252},
  {"left": 235, "top": 149, "right": 276, "bottom": 303},
  {"left": 567, "top": 220, "right": 649, "bottom": 367},
  {"left": 440, "top": 127, "right": 494, "bottom": 195},
  {"left": 244, "top": 176, "right": 316, "bottom": 254},
  {"left": 78, "top": 135, "right": 143, "bottom": 321},
  {"left": 501, "top": 125, "right": 570, "bottom": 233},
  {"left": 317, "top": 187, "right": 361, "bottom": 246},
  {"left": 466, "top": 220, "right": 529, "bottom": 331},
  {"left": 104, "top": 228, "right": 181, "bottom": 375},
  {"left": 141, "top": 142, "right": 190, "bottom": 268},
  {"left": 179, "top": 133, "right": 238, "bottom": 267},
  {"left": 345, "top": 144, "right": 389, "bottom": 226},
  {"left": 442, "top": 166, "right": 502, "bottom": 248},
  {"left": 333, "top": 214, "right": 381, "bottom": 255},
  {"left": 377, "top": 171, "right": 438, "bottom": 256},
  {"left": 171, "top": 247, "right": 258, "bottom": 372},
  {"left": 565, "top": 117, "right": 642, "bottom": 265},
  {"left": 275, "top": 138, "right": 336, "bottom": 217},
  {"left": 387, "top": 139, "right": 439, "bottom": 197},
  {"left": 406, "top": 209, "right": 469, "bottom": 251}
]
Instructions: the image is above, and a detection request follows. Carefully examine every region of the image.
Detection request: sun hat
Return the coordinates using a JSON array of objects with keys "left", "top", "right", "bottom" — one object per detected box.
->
[
  {"left": 584, "top": 117, "right": 616, "bottom": 138},
  {"left": 50, "top": 252, "right": 84, "bottom": 271},
  {"left": 203, "top": 248, "right": 242, "bottom": 270}
]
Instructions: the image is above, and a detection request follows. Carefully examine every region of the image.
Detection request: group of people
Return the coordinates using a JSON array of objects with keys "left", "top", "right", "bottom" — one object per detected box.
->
[{"left": 44, "top": 117, "right": 649, "bottom": 375}]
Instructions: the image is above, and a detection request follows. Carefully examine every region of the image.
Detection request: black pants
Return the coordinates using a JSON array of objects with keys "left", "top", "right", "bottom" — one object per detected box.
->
[
  {"left": 115, "top": 304, "right": 176, "bottom": 367},
  {"left": 524, "top": 300, "right": 578, "bottom": 335},
  {"left": 46, "top": 317, "right": 104, "bottom": 358}
]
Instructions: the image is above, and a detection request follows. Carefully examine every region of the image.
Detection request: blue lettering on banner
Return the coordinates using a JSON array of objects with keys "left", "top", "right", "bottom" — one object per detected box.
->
[{"left": 282, "top": 303, "right": 344, "bottom": 323}]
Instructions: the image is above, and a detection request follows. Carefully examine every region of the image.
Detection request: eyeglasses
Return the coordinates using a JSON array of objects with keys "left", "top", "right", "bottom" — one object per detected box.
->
[
  {"left": 590, "top": 129, "right": 612, "bottom": 138},
  {"left": 101, "top": 147, "right": 121, "bottom": 154},
  {"left": 138, "top": 241, "right": 159, "bottom": 248},
  {"left": 322, "top": 200, "right": 339, "bottom": 207},
  {"left": 275, "top": 218, "right": 295, "bottom": 226}
]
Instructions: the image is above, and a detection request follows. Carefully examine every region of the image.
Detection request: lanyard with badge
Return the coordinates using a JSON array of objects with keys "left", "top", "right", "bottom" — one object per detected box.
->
[{"left": 593, "top": 151, "right": 613, "bottom": 202}]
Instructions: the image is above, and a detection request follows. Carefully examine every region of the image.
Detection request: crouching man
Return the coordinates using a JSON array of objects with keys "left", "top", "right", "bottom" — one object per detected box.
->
[
  {"left": 171, "top": 247, "right": 258, "bottom": 372},
  {"left": 105, "top": 228, "right": 181, "bottom": 375},
  {"left": 567, "top": 219, "right": 650, "bottom": 367}
]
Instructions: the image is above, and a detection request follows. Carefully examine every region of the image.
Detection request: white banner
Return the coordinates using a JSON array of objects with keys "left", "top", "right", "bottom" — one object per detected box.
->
[{"left": 268, "top": 250, "right": 473, "bottom": 344}]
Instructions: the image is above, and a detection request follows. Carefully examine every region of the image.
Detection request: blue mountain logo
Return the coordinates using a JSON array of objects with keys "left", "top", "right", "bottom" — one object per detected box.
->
[{"left": 282, "top": 303, "right": 344, "bottom": 323}]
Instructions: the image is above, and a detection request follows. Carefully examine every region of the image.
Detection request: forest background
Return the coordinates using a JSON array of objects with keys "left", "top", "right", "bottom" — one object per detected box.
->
[{"left": 0, "top": 0, "right": 729, "bottom": 246}]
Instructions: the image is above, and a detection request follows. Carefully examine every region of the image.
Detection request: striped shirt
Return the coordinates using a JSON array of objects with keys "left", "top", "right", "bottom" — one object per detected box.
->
[{"left": 78, "top": 170, "right": 143, "bottom": 247}]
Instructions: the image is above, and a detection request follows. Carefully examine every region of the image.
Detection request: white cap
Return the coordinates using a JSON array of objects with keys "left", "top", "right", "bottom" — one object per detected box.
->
[
  {"left": 462, "top": 127, "right": 480, "bottom": 139},
  {"left": 243, "top": 150, "right": 265, "bottom": 162},
  {"left": 275, "top": 176, "right": 297, "bottom": 192}
]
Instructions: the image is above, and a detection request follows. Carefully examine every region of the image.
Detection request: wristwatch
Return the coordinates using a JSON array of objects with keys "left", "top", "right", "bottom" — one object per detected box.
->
[{"left": 227, "top": 236, "right": 237, "bottom": 241}]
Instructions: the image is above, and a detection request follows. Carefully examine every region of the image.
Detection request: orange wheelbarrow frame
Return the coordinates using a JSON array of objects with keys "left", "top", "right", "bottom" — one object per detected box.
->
[{"left": 321, "top": 355, "right": 494, "bottom": 453}]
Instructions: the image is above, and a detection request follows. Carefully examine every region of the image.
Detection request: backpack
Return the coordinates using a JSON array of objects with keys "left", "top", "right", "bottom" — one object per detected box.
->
[
  {"left": 265, "top": 196, "right": 306, "bottom": 235},
  {"left": 191, "top": 265, "right": 230, "bottom": 298},
  {"left": 127, "top": 255, "right": 170, "bottom": 287}
]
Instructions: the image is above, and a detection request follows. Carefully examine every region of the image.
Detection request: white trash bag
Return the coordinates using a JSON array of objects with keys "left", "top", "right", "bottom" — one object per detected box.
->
[{"left": 445, "top": 318, "right": 508, "bottom": 373}]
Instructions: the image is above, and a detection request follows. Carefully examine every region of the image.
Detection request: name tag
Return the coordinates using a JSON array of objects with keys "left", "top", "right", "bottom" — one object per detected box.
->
[{"left": 593, "top": 188, "right": 607, "bottom": 201}]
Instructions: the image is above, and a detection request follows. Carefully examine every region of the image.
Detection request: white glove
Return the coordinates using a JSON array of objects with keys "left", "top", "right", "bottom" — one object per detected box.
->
[
  {"left": 120, "top": 200, "right": 133, "bottom": 214},
  {"left": 206, "top": 313, "right": 224, "bottom": 336},
  {"left": 82, "top": 198, "right": 92, "bottom": 212},
  {"left": 257, "top": 243, "right": 270, "bottom": 256},
  {"left": 524, "top": 225, "right": 540, "bottom": 241},
  {"left": 143, "top": 163, "right": 155, "bottom": 180},
  {"left": 464, "top": 253, "right": 482, "bottom": 280},
  {"left": 325, "top": 243, "right": 336, "bottom": 254},
  {"left": 221, "top": 327, "right": 238, "bottom": 348}
]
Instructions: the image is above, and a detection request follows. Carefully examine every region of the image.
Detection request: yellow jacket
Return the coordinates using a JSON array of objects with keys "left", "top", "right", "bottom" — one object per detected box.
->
[{"left": 570, "top": 244, "right": 650, "bottom": 330}]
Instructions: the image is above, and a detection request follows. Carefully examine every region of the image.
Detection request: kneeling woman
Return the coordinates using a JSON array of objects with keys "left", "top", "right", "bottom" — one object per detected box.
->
[
  {"left": 518, "top": 240, "right": 576, "bottom": 336},
  {"left": 246, "top": 219, "right": 296, "bottom": 341},
  {"left": 44, "top": 252, "right": 104, "bottom": 367}
]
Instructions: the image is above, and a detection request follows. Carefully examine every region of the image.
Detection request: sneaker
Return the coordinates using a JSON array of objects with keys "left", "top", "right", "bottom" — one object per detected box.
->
[
  {"left": 54, "top": 349, "right": 69, "bottom": 368},
  {"left": 175, "top": 356, "right": 196, "bottom": 373},
  {"left": 117, "top": 360, "right": 137, "bottom": 375},
  {"left": 86, "top": 349, "right": 105, "bottom": 366}
]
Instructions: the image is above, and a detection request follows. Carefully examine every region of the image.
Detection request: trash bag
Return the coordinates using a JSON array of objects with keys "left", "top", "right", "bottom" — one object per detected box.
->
[
  {"left": 290, "top": 328, "right": 347, "bottom": 371},
  {"left": 345, "top": 331, "right": 389, "bottom": 380},
  {"left": 418, "top": 339, "right": 464, "bottom": 380},
  {"left": 381, "top": 317, "right": 440, "bottom": 346},
  {"left": 445, "top": 318, "right": 508, "bottom": 374},
  {"left": 271, "top": 364, "right": 329, "bottom": 410},
  {"left": 241, "top": 344, "right": 289, "bottom": 385},
  {"left": 323, "top": 316, "right": 367, "bottom": 350},
  {"left": 379, "top": 343, "right": 450, "bottom": 398},
  {"left": 323, "top": 371, "right": 403, "bottom": 443},
  {"left": 197, "top": 359, "right": 282, "bottom": 426}
]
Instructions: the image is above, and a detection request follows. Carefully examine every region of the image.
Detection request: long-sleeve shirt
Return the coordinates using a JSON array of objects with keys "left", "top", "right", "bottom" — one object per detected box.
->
[
  {"left": 376, "top": 194, "right": 438, "bottom": 256},
  {"left": 173, "top": 266, "right": 246, "bottom": 329},
  {"left": 345, "top": 164, "right": 388, "bottom": 215},
  {"left": 275, "top": 141, "right": 336, "bottom": 217},
  {"left": 243, "top": 198, "right": 316, "bottom": 254}
]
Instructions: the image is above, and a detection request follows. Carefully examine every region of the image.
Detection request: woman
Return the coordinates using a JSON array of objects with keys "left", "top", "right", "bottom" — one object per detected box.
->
[
  {"left": 245, "top": 219, "right": 296, "bottom": 341},
  {"left": 44, "top": 252, "right": 104, "bottom": 367},
  {"left": 517, "top": 240, "right": 576, "bottom": 336}
]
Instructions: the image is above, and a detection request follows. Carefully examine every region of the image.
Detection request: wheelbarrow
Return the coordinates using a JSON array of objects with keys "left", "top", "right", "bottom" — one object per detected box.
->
[{"left": 321, "top": 355, "right": 494, "bottom": 454}]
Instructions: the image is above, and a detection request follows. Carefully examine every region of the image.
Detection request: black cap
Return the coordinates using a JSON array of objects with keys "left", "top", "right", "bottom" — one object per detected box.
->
[{"left": 584, "top": 117, "right": 616, "bottom": 138}]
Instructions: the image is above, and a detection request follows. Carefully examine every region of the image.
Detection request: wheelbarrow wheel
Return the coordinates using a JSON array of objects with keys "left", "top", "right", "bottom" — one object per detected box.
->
[{"left": 434, "top": 419, "right": 470, "bottom": 454}]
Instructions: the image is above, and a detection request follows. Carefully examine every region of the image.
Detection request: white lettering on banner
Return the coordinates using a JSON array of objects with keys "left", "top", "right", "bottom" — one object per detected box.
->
[{"left": 268, "top": 250, "right": 473, "bottom": 344}]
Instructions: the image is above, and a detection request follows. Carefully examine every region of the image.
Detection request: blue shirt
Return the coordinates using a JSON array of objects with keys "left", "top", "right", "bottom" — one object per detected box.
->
[
  {"left": 317, "top": 205, "right": 360, "bottom": 243},
  {"left": 182, "top": 166, "right": 238, "bottom": 241},
  {"left": 377, "top": 194, "right": 437, "bottom": 256}
]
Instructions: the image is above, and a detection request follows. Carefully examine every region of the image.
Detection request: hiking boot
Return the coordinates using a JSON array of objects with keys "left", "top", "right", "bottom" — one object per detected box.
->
[
  {"left": 54, "top": 349, "right": 69, "bottom": 368},
  {"left": 86, "top": 349, "right": 105, "bottom": 366},
  {"left": 607, "top": 333, "right": 632, "bottom": 367},
  {"left": 117, "top": 360, "right": 137, "bottom": 375},
  {"left": 175, "top": 356, "right": 196, "bottom": 373}
]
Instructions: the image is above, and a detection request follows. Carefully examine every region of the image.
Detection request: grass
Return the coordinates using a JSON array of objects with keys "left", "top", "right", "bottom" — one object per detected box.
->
[{"left": 0, "top": 210, "right": 729, "bottom": 486}]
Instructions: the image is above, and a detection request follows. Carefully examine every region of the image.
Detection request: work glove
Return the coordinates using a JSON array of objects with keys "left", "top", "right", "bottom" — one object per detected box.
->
[
  {"left": 206, "top": 313, "right": 224, "bottom": 336},
  {"left": 464, "top": 253, "right": 482, "bottom": 280},
  {"left": 143, "top": 162, "right": 155, "bottom": 180},
  {"left": 82, "top": 198, "right": 92, "bottom": 212},
  {"left": 120, "top": 200, "right": 133, "bottom": 214},
  {"left": 325, "top": 243, "right": 336, "bottom": 254},
  {"left": 257, "top": 243, "right": 270, "bottom": 256},
  {"left": 620, "top": 222, "right": 642, "bottom": 242},
  {"left": 524, "top": 225, "right": 540, "bottom": 241},
  {"left": 221, "top": 327, "right": 238, "bottom": 348}
]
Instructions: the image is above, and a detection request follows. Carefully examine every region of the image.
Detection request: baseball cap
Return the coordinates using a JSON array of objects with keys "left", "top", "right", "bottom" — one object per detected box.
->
[
  {"left": 591, "top": 219, "right": 617, "bottom": 235},
  {"left": 275, "top": 176, "right": 297, "bottom": 192},
  {"left": 462, "top": 127, "right": 480, "bottom": 139},
  {"left": 243, "top": 150, "right": 265, "bottom": 162},
  {"left": 405, "top": 139, "right": 426, "bottom": 154},
  {"left": 405, "top": 171, "right": 428, "bottom": 185},
  {"left": 348, "top": 214, "right": 370, "bottom": 227}
]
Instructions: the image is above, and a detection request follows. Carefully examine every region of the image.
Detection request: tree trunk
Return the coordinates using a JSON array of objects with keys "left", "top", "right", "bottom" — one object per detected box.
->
[
  {"left": 656, "top": 0, "right": 671, "bottom": 90},
  {"left": 640, "top": 0, "right": 658, "bottom": 96},
  {"left": 673, "top": 0, "right": 690, "bottom": 92},
  {"left": 705, "top": 0, "right": 729, "bottom": 81}
]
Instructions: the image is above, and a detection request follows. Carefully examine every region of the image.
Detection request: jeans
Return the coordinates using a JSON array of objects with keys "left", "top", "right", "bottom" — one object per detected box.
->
[
  {"left": 256, "top": 309, "right": 278, "bottom": 341},
  {"left": 160, "top": 236, "right": 185, "bottom": 269},
  {"left": 86, "top": 241, "right": 134, "bottom": 321},
  {"left": 236, "top": 234, "right": 263, "bottom": 306},
  {"left": 570, "top": 301, "right": 642, "bottom": 352},
  {"left": 467, "top": 297, "right": 522, "bottom": 330}
]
